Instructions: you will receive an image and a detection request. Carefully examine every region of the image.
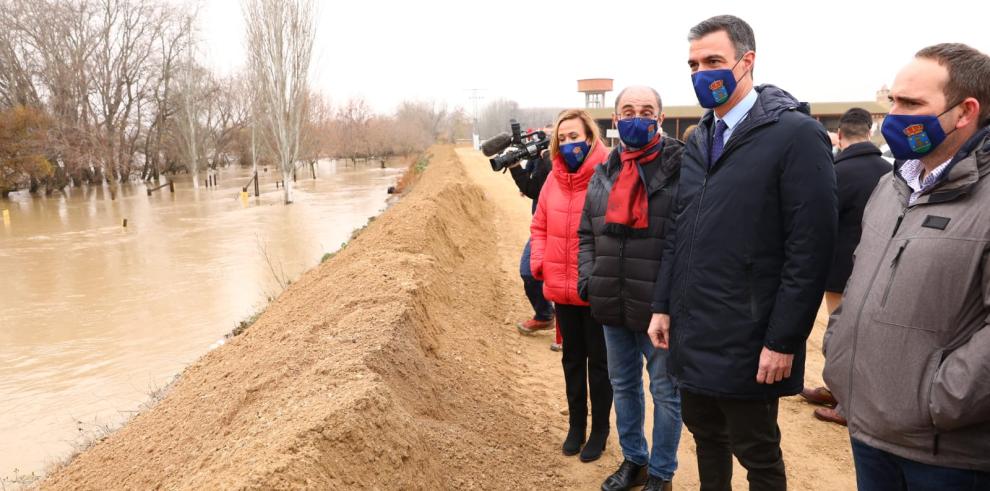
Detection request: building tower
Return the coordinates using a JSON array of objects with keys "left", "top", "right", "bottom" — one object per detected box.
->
[{"left": 577, "top": 79, "right": 613, "bottom": 109}]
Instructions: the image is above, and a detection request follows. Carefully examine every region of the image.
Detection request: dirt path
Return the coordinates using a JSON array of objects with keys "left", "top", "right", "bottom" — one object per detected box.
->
[
  {"left": 39, "top": 145, "right": 854, "bottom": 490},
  {"left": 456, "top": 146, "right": 856, "bottom": 490}
]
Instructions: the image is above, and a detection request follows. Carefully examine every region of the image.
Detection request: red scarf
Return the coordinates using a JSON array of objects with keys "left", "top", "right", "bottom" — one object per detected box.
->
[{"left": 605, "top": 135, "right": 662, "bottom": 232}]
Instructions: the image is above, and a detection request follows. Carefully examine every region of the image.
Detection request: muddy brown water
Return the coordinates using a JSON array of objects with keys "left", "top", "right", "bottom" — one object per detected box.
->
[{"left": 0, "top": 160, "right": 404, "bottom": 479}]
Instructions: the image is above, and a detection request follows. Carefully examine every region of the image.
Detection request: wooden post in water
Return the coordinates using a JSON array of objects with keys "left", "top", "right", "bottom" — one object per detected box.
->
[
  {"left": 254, "top": 171, "right": 260, "bottom": 197},
  {"left": 148, "top": 181, "right": 176, "bottom": 196}
]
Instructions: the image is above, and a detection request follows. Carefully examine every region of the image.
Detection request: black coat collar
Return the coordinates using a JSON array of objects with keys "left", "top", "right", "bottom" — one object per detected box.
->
[{"left": 834, "top": 142, "right": 881, "bottom": 164}]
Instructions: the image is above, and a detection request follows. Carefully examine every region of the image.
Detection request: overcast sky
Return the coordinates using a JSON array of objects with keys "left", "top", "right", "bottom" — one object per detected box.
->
[{"left": 201, "top": 0, "right": 988, "bottom": 114}]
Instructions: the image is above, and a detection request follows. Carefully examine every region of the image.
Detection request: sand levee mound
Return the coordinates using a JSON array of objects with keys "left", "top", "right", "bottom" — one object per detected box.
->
[{"left": 41, "top": 145, "right": 566, "bottom": 490}]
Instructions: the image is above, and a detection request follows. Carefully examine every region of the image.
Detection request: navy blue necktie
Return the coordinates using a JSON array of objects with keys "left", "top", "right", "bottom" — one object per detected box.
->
[{"left": 709, "top": 119, "right": 728, "bottom": 167}]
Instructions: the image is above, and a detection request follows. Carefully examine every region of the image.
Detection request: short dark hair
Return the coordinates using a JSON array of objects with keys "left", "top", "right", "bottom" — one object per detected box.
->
[
  {"left": 839, "top": 108, "right": 872, "bottom": 139},
  {"left": 916, "top": 43, "right": 990, "bottom": 127},
  {"left": 688, "top": 15, "right": 756, "bottom": 61},
  {"left": 613, "top": 86, "right": 663, "bottom": 114}
]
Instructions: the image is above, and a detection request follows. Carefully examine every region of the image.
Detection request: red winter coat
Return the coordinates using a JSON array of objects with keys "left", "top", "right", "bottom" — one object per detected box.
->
[{"left": 530, "top": 139, "right": 609, "bottom": 306}]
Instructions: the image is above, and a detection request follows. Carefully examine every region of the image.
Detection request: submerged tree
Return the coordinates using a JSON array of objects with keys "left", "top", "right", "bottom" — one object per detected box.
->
[{"left": 243, "top": 0, "right": 315, "bottom": 205}]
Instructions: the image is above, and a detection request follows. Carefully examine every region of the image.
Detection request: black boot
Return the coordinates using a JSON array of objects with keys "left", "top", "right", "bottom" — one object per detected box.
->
[
  {"left": 642, "top": 474, "right": 672, "bottom": 491},
  {"left": 562, "top": 425, "right": 585, "bottom": 456},
  {"left": 601, "top": 459, "right": 647, "bottom": 491},
  {"left": 580, "top": 426, "right": 608, "bottom": 462}
]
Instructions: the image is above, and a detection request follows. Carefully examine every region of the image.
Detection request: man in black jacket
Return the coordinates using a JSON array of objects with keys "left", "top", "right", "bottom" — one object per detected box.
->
[
  {"left": 801, "top": 108, "right": 890, "bottom": 426},
  {"left": 578, "top": 86, "right": 683, "bottom": 491},
  {"left": 508, "top": 145, "right": 556, "bottom": 344},
  {"left": 825, "top": 108, "right": 891, "bottom": 311},
  {"left": 648, "top": 15, "right": 837, "bottom": 490}
]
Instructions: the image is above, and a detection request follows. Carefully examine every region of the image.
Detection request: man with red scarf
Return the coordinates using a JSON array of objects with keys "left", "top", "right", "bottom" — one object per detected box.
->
[{"left": 578, "top": 86, "right": 684, "bottom": 491}]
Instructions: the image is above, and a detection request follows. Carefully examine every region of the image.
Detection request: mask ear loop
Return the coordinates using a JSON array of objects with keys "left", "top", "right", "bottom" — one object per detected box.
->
[
  {"left": 730, "top": 52, "right": 753, "bottom": 84},
  {"left": 937, "top": 100, "right": 965, "bottom": 138}
]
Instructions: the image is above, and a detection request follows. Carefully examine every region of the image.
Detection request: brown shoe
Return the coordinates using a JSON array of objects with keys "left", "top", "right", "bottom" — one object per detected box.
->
[
  {"left": 814, "top": 407, "right": 848, "bottom": 426},
  {"left": 801, "top": 386, "right": 837, "bottom": 407}
]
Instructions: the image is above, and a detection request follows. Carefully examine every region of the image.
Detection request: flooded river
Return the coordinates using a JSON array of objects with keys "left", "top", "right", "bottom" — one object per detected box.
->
[{"left": 0, "top": 159, "right": 405, "bottom": 478}]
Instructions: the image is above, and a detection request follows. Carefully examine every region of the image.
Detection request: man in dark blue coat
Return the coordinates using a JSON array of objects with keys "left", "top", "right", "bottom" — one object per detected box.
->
[{"left": 648, "top": 15, "right": 837, "bottom": 491}]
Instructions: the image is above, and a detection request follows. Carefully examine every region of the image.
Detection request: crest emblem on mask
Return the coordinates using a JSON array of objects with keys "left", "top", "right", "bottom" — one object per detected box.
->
[
  {"left": 904, "top": 124, "right": 932, "bottom": 154},
  {"left": 709, "top": 79, "right": 729, "bottom": 104}
]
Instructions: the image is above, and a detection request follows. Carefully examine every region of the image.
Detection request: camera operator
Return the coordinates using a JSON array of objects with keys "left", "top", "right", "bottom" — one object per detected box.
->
[
  {"left": 507, "top": 125, "right": 559, "bottom": 349},
  {"left": 508, "top": 126, "right": 553, "bottom": 207}
]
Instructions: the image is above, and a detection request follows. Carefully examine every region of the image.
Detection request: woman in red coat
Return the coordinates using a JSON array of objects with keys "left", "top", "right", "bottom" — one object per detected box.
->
[{"left": 530, "top": 109, "right": 612, "bottom": 462}]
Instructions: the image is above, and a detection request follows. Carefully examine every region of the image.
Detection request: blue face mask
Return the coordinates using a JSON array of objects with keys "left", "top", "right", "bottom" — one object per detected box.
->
[
  {"left": 561, "top": 141, "right": 590, "bottom": 171},
  {"left": 616, "top": 117, "right": 657, "bottom": 148},
  {"left": 881, "top": 104, "right": 959, "bottom": 160},
  {"left": 691, "top": 59, "right": 743, "bottom": 108}
]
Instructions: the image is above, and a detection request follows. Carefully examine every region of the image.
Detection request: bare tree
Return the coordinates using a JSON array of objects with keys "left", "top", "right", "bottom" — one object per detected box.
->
[
  {"left": 170, "top": 12, "right": 209, "bottom": 186},
  {"left": 478, "top": 98, "right": 520, "bottom": 139},
  {"left": 143, "top": 7, "right": 189, "bottom": 181},
  {"left": 89, "top": 0, "right": 168, "bottom": 182},
  {"left": 335, "top": 97, "right": 372, "bottom": 163},
  {"left": 172, "top": 57, "right": 211, "bottom": 186},
  {"left": 206, "top": 73, "right": 249, "bottom": 170},
  {"left": 243, "top": 0, "right": 315, "bottom": 204}
]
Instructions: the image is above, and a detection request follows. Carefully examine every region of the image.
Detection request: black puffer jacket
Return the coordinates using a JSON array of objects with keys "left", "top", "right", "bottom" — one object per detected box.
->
[
  {"left": 652, "top": 85, "right": 837, "bottom": 399},
  {"left": 577, "top": 137, "right": 684, "bottom": 331}
]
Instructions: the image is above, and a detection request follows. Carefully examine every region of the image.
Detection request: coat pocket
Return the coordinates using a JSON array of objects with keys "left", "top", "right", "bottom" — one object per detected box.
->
[
  {"left": 745, "top": 260, "right": 758, "bottom": 322},
  {"left": 853, "top": 322, "right": 942, "bottom": 445},
  {"left": 871, "top": 237, "right": 977, "bottom": 334}
]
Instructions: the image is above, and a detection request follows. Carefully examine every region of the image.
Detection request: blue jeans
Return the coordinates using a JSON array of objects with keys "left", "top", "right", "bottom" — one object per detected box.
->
[
  {"left": 520, "top": 238, "right": 553, "bottom": 321},
  {"left": 852, "top": 438, "right": 990, "bottom": 491},
  {"left": 603, "top": 325, "right": 682, "bottom": 480}
]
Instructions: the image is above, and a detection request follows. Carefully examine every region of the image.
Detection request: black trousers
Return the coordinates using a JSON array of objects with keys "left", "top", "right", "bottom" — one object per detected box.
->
[
  {"left": 555, "top": 304, "right": 612, "bottom": 430},
  {"left": 681, "top": 390, "right": 786, "bottom": 491}
]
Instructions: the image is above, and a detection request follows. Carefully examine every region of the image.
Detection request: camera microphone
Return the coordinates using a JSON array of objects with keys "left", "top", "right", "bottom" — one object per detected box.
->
[{"left": 480, "top": 132, "right": 512, "bottom": 157}]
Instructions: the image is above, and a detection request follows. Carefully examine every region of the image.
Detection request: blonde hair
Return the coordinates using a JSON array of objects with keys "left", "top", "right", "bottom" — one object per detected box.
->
[
  {"left": 549, "top": 109, "right": 602, "bottom": 160},
  {"left": 682, "top": 124, "right": 698, "bottom": 141}
]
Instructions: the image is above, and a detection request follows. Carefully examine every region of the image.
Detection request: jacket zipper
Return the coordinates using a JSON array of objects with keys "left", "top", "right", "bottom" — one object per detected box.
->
[
  {"left": 880, "top": 240, "right": 909, "bottom": 308},
  {"left": 844, "top": 209, "right": 907, "bottom": 428},
  {"left": 682, "top": 173, "right": 708, "bottom": 317},
  {"left": 565, "top": 174, "right": 575, "bottom": 304},
  {"left": 618, "top": 238, "right": 627, "bottom": 324},
  {"left": 680, "top": 118, "right": 764, "bottom": 315},
  {"left": 928, "top": 349, "right": 946, "bottom": 455},
  {"left": 674, "top": 114, "right": 776, "bottom": 362}
]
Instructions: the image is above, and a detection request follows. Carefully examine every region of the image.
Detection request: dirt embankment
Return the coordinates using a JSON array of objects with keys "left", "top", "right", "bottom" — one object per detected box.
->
[
  {"left": 42, "top": 144, "right": 856, "bottom": 490},
  {"left": 42, "top": 145, "right": 576, "bottom": 489}
]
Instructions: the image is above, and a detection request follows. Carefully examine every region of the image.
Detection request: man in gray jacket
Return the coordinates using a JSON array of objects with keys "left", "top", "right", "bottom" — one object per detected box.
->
[{"left": 823, "top": 43, "right": 990, "bottom": 489}]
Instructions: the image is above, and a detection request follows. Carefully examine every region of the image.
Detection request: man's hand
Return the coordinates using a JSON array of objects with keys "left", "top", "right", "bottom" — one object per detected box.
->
[
  {"left": 756, "top": 347, "right": 794, "bottom": 384},
  {"left": 648, "top": 314, "right": 671, "bottom": 349}
]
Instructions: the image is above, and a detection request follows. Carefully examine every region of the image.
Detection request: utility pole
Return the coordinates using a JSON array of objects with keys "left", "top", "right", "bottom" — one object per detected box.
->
[{"left": 467, "top": 88, "right": 485, "bottom": 150}]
